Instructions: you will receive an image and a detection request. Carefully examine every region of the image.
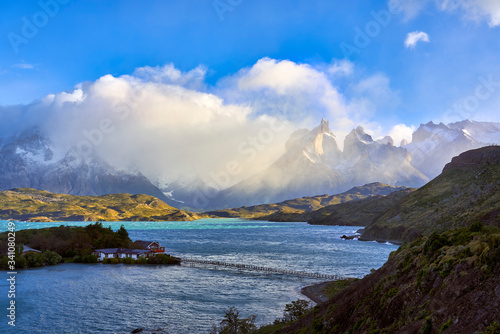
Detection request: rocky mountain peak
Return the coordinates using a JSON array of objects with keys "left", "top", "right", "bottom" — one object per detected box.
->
[
  {"left": 412, "top": 121, "right": 450, "bottom": 143},
  {"left": 344, "top": 126, "right": 374, "bottom": 150},
  {"left": 318, "top": 118, "right": 330, "bottom": 133},
  {"left": 377, "top": 136, "right": 395, "bottom": 146}
]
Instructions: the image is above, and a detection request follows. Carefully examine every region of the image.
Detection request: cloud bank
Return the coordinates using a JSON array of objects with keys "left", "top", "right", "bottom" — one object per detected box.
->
[{"left": 0, "top": 59, "right": 408, "bottom": 185}]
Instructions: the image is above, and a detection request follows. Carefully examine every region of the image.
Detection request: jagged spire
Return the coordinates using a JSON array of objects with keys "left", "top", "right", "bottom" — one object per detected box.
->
[{"left": 319, "top": 118, "right": 330, "bottom": 133}]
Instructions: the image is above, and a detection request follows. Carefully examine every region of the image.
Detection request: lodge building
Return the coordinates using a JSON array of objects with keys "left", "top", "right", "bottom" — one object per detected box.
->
[{"left": 93, "top": 240, "right": 165, "bottom": 262}]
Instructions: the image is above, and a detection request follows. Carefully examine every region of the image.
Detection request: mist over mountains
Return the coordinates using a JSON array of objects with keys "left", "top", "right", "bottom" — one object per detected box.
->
[{"left": 0, "top": 119, "right": 498, "bottom": 210}]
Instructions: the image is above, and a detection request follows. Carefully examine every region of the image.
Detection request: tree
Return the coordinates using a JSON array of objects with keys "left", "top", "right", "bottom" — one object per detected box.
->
[
  {"left": 283, "top": 299, "right": 311, "bottom": 322},
  {"left": 117, "top": 224, "right": 130, "bottom": 246},
  {"left": 210, "top": 307, "right": 257, "bottom": 334}
]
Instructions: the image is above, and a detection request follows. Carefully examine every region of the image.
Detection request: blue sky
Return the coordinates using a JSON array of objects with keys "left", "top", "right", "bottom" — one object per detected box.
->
[{"left": 0, "top": 0, "right": 499, "bottom": 134}]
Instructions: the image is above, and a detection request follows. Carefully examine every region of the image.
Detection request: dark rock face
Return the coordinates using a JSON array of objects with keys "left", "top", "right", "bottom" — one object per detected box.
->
[{"left": 443, "top": 145, "right": 500, "bottom": 172}]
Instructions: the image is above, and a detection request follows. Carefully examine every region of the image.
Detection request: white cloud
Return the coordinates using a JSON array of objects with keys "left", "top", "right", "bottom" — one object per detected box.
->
[
  {"left": 328, "top": 59, "right": 354, "bottom": 77},
  {"left": 390, "top": 0, "right": 432, "bottom": 21},
  {"left": 405, "top": 31, "right": 430, "bottom": 48},
  {"left": 389, "top": 0, "right": 500, "bottom": 27},
  {"left": 220, "top": 58, "right": 355, "bottom": 133},
  {"left": 132, "top": 63, "right": 208, "bottom": 90},
  {"left": 388, "top": 124, "right": 416, "bottom": 146},
  {"left": 12, "top": 63, "right": 38, "bottom": 70},
  {"left": 438, "top": 0, "right": 500, "bottom": 27}
]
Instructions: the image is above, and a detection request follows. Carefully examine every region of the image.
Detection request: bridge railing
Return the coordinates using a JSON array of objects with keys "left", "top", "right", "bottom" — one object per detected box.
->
[{"left": 178, "top": 257, "right": 350, "bottom": 281}]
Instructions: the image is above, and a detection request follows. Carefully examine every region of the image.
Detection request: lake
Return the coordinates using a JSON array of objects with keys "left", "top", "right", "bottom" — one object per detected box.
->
[{"left": 0, "top": 219, "right": 398, "bottom": 333}]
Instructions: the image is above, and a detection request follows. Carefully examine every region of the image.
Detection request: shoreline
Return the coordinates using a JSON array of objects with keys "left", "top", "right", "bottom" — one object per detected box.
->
[{"left": 300, "top": 281, "right": 333, "bottom": 304}]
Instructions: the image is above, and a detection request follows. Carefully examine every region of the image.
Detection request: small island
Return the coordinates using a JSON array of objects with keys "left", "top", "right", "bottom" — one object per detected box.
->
[{"left": 0, "top": 222, "right": 179, "bottom": 269}]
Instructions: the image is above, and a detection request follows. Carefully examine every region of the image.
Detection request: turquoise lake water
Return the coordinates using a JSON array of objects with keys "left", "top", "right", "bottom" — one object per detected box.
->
[{"left": 0, "top": 219, "right": 399, "bottom": 333}]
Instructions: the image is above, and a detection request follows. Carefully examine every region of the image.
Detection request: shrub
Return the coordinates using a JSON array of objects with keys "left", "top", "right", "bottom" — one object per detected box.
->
[
  {"left": 136, "top": 257, "right": 148, "bottom": 264},
  {"left": 73, "top": 255, "right": 82, "bottom": 263},
  {"left": 15, "top": 254, "right": 26, "bottom": 269},
  {"left": 123, "top": 257, "right": 136, "bottom": 264},
  {"left": 469, "top": 221, "right": 484, "bottom": 233},
  {"left": 424, "top": 232, "right": 449, "bottom": 256},
  {"left": 422, "top": 316, "right": 432, "bottom": 334},
  {"left": 102, "top": 258, "right": 110, "bottom": 264},
  {"left": 43, "top": 250, "right": 62, "bottom": 265},
  {"left": 24, "top": 252, "right": 44, "bottom": 267},
  {"left": 82, "top": 254, "right": 98, "bottom": 263},
  {"left": 148, "top": 254, "right": 176, "bottom": 265},
  {"left": 110, "top": 258, "right": 120, "bottom": 264}
]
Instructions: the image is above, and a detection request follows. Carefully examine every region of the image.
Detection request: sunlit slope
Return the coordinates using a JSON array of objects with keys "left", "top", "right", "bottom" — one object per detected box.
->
[{"left": 0, "top": 188, "right": 202, "bottom": 222}]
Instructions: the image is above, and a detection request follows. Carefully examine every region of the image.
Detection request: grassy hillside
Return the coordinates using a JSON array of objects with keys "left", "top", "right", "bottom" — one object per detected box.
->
[
  {"left": 362, "top": 146, "right": 500, "bottom": 243},
  {"left": 0, "top": 188, "right": 203, "bottom": 222},
  {"left": 306, "top": 188, "right": 415, "bottom": 226},
  {"left": 260, "top": 225, "right": 500, "bottom": 333},
  {"left": 205, "top": 183, "right": 408, "bottom": 221}
]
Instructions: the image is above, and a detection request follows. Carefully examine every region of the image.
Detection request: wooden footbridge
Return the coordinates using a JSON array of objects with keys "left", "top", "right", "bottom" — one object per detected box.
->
[{"left": 179, "top": 257, "right": 349, "bottom": 280}]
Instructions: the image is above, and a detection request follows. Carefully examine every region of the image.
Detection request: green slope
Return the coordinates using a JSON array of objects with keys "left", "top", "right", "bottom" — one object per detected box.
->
[
  {"left": 205, "top": 183, "right": 409, "bottom": 221},
  {"left": 257, "top": 146, "right": 500, "bottom": 334},
  {"left": 260, "top": 225, "right": 500, "bottom": 334},
  {"left": 362, "top": 146, "right": 500, "bottom": 243},
  {"left": 0, "top": 188, "right": 203, "bottom": 222},
  {"left": 305, "top": 188, "right": 415, "bottom": 226}
]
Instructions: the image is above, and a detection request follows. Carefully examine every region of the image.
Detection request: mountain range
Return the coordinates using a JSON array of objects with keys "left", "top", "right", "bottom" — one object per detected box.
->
[{"left": 0, "top": 119, "right": 498, "bottom": 210}]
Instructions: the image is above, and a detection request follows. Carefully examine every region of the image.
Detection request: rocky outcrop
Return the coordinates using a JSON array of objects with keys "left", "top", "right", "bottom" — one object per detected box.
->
[{"left": 443, "top": 145, "right": 500, "bottom": 172}]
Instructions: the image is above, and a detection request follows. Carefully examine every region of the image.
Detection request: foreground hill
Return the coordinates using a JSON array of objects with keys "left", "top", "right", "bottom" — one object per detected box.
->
[
  {"left": 258, "top": 147, "right": 500, "bottom": 334},
  {"left": 262, "top": 225, "right": 500, "bottom": 333},
  {"left": 0, "top": 188, "right": 202, "bottom": 222},
  {"left": 361, "top": 146, "right": 500, "bottom": 243},
  {"left": 205, "top": 183, "right": 408, "bottom": 220}
]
